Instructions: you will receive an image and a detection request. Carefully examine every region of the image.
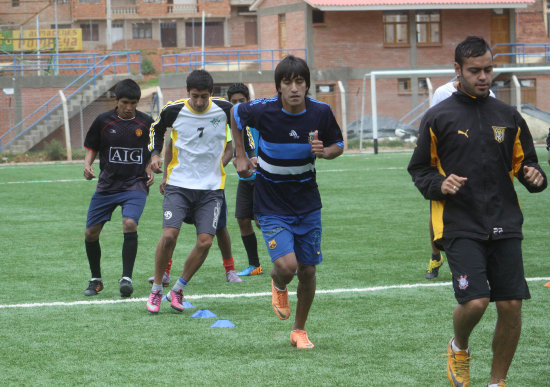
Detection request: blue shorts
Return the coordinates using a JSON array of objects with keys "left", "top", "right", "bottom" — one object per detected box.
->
[
  {"left": 257, "top": 210, "right": 322, "bottom": 266},
  {"left": 86, "top": 190, "right": 147, "bottom": 229}
]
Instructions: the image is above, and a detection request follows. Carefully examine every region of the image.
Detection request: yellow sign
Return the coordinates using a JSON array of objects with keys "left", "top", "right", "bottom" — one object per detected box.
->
[{"left": 0, "top": 28, "right": 82, "bottom": 51}]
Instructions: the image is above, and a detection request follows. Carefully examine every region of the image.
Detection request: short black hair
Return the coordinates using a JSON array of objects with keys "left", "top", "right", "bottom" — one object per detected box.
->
[
  {"left": 114, "top": 78, "right": 141, "bottom": 101},
  {"left": 227, "top": 83, "right": 250, "bottom": 100},
  {"left": 274, "top": 55, "right": 310, "bottom": 94},
  {"left": 186, "top": 69, "right": 214, "bottom": 93},
  {"left": 455, "top": 36, "right": 492, "bottom": 67}
]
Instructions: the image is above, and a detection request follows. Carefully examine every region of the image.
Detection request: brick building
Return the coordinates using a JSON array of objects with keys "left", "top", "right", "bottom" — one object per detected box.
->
[{"left": 3, "top": 0, "right": 550, "bottom": 152}]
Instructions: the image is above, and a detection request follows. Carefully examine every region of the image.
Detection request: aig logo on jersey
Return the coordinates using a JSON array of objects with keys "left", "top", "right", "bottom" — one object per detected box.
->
[
  {"left": 109, "top": 147, "right": 143, "bottom": 164},
  {"left": 492, "top": 126, "right": 506, "bottom": 143}
]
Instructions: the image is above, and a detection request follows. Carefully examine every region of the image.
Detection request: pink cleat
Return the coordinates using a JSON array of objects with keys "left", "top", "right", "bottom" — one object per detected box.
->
[{"left": 146, "top": 290, "right": 162, "bottom": 314}]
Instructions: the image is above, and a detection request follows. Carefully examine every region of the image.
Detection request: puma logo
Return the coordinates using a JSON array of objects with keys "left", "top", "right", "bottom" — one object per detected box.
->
[{"left": 458, "top": 129, "right": 469, "bottom": 138}]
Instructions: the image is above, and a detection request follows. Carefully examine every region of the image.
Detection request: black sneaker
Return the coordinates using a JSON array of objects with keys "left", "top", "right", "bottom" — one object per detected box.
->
[
  {"left": 119, "top": 277, "right": 133, "bottom": 297},
  {"left": 84, "top": 279, "right": 104, "bottom": 296}
]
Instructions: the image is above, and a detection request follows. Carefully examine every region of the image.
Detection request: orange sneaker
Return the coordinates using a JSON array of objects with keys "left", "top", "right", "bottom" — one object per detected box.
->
[
  {"left": 290, "top": 329, "right": 314, "bottom": 349},
  {"left": 271, "top": 280, "right": 290, "bottom": 320},
  {"left": 447, "top": 339, "right": 471, "bottom": 387}
]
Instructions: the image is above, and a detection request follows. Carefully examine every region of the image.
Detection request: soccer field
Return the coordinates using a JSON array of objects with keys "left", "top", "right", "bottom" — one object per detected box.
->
[{"left": 1, "top": 150, "right": 549, "bottom": 386}]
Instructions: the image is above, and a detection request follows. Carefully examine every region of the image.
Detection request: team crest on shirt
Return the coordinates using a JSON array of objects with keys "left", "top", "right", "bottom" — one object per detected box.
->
[
  {"left": 210, "top": 117, "right": 221, "bottom": 128},
  {"left": 268, "top": 239, "right": 277, "bottom": 249},
  {"left": 457, "top": 275, "right": 469, "bottom": 290},
  {"left": 492, "top": 126, "right": 506, "bottom": 143},
  {"left": 135, "top": 128, "right": 143, "bottom": 137}
]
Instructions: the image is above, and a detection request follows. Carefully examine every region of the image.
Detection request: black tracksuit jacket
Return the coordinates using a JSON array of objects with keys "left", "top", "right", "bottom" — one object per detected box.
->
[{"left": 408, "top": 90, "right": 547, "bottom": 243}]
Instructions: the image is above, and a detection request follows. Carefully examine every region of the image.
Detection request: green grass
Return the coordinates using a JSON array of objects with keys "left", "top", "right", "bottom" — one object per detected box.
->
[{"left": 1, "top": 150, "right": 549, "bottom": 386}]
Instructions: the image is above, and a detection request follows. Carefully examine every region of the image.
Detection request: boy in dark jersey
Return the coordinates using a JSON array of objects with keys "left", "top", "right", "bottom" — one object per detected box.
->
[
  {"left": 83, "top": 78, "right": 154, "bottom": 298},
  {"left": 231, "top": 56, "right": 344, "bottom": 348}
]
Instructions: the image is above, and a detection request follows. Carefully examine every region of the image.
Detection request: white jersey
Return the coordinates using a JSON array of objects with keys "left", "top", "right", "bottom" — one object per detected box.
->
[
  {"left": 149, "top": 97, "right": 232, "bottom": 190},
  {"left": 431, "top": 80, "right": 496, "bottom": 107}
]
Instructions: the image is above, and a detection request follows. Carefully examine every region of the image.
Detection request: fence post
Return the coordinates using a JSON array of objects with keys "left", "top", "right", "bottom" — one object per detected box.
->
[{"left": 58, "top": 90, "right": 72, "bottom": 161}]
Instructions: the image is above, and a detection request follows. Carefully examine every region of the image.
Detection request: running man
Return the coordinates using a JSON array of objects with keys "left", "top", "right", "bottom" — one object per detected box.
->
[
  {"left": 83, "top": 78, "right": 154, "bottom": 297},
  {"left": 408, "top": 36, "right": 546, "bottom": 387},
  {"left": 146, "top": 69, "right": 235, "bottom": 313},
  {"left": 226, "top": 83, "right": 264, "bottom": 277},
  {"left": 231, "top": 55, "right": 344, "bottom": 348}
]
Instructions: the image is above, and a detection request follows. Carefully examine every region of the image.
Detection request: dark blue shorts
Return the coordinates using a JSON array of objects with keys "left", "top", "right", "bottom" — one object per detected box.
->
[
  {"left": 86, "top": 190, "right": 147, "bottom": 229},
  {"left": 257, "top": 210, "right": 322, "bottom": 266}
]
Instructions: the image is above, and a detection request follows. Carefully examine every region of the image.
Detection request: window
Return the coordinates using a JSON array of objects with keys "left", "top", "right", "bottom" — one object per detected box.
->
[
  {"left": 398, "top": 78, "right": 429, "bottom": 94},
  {"left": 313, "top": 10, "right": 325, "bottom": 24},
  {"left": 12, "top": 0, "right": 19, "bottom": 6},
  {"left": 50, "top": 24, "right": 72, "bottom": 29},
  {"left": 383, "top": 12, "right": 409, "bottom": 45},
  {"left": 185, "top": 21, "right": 223, "bottom": 46},
  {"left": 244, "top": 21, "right": 257, "bottom": 45},
  {"left": 416, "top": 11, "right": 440, "bottom": 44},
  {"left": 79, "top": 0, "right": 99, "bottom": 3},
  {"left": 80, "top": 23, "right": 99, "bottom": 41},
  {"left": 132, "top": 23, "right": 152, "bottom": 39}
]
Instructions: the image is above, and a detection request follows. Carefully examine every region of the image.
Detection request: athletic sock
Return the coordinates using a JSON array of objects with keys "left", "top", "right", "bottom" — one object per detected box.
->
[
  {"left": 151, "top": 283, "right": 163, "bottom": 293},
  {"left": 242, "top": 233, "right": 260, "bottom": 267},
  {"left": 122, "top": 232, "right": 138, "bottom": 278},
  {"left": 165, "top": 258, "right": 173, "bottom": 275},
  {"left": 85, "top": 240, "right": 102, "bottom": 278},
  {"left": 171, "top": 277, "right": 188, "bottom": 292},
  {"left": 451, "top": 338, "right": 468, "bottom": 352},
  {"left": 222, "top": 257, "right": 235, "bottom": 273},
  {"left": 487, "top": 384, "right": 499, "bottom": 387}
]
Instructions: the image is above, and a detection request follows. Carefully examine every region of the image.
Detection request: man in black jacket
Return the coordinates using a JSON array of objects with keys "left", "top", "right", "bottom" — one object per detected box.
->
[{"left": 408, "top": 36, "right": 546, "bottom": 387}]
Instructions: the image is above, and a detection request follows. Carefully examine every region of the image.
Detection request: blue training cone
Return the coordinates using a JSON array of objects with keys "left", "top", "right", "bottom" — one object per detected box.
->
[
  {"left": 192, "top": 309, "right": 217, "bottom": 318},
  {"left": 210, "top": 319, "right": 235, "bottom": 328},
  {"left": 161, "top": 296, "right": 194, "bottom": 309}
]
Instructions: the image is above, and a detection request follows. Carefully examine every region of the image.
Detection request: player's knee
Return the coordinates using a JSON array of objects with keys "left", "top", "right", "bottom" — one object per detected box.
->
[
  {"left": 297, "top": 264, "right": 316, "bottom": 281},
  {"left": 196, "top": 234, "right": 214, "bottom": 251},
  {"left": 496, "top": 299, "right": 523, "bottom": 324},
  {"left": 122, "top": 218, "right": 138, "bottom": 233},
  {"left": 466, "top": 297, "right": 490, "bottom": 314},
  {"left": 84, "top": 226, "right": 101, "bottom": 242}
]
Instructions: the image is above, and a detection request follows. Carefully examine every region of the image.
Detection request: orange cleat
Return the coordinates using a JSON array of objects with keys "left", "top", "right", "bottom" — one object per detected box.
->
[
  {"left": 290, "top": 329, "right": 314, "bottom": 349},
  {"left": 271, "top": 280, "right": 290, "bottom": 320}
]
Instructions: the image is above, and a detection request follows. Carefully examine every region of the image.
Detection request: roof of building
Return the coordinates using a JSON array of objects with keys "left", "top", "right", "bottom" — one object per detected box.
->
[{"left": 251, "top": 0, "right": 534, "bottom": 11}]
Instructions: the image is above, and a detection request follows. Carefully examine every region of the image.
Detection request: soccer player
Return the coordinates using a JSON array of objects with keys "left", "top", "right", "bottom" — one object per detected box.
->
[
  {"left": 147, "top": 126, "right": 242, "bottom": 285},
  {"left": 83, "top": 78, "right": 154, "bottom": 297},
  {"left": 231, "top": 55, "right": 344, "bottom": 348},
  {"left": 408, "top": 36, "right": 547, "bottom": 387},
  {"left": 146, "top": 69, "right": 235, "bottom": 313},
  {"left": 425, "top": 78, "right": 496, "bottom": 280},
  {"left": 226, "top": 83, "right": 264, "bottom": 277}
]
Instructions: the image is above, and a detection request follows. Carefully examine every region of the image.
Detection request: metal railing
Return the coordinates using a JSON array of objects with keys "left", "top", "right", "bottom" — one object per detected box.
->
[
  {"left": 492, "top": 43, "right": 550, "bottom": 64},
  {"left": 162, "top": 48, "right": 307, "bottom": 73},
  {"left": 0, "top": 52, "right": 127, "bottom": 76},
  {"left": 0, "top": 51, "right": 141, "bottom": 151}
]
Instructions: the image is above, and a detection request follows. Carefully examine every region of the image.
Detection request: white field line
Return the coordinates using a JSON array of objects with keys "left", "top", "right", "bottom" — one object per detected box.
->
[
  {"left": 0, "top": 168, "right": 405, "bottom": 185},
  {"left": 1, "top": 277, "right": 549, "bottom": 310}
]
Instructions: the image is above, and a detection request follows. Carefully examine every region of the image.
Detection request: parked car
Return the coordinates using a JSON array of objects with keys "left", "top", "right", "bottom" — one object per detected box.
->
[{"left": 346, "top": 116, "right": 418, "bottom": 141}]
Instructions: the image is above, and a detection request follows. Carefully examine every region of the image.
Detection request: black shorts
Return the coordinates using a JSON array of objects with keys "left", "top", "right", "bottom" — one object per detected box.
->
[
  {"left": 235, "top": 179, "right": 255, "bottom": 220},
  {"left": 440, "top": 238, "right": 530, "bottom": 304}
]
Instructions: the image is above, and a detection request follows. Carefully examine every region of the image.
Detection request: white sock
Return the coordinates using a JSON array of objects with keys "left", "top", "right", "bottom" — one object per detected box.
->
[
  {"left": 488, "top": 384, "right": 499, "bottom": 387},
  {"left": 451, "top": 338, "right": 468, "bottom": 352}
]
